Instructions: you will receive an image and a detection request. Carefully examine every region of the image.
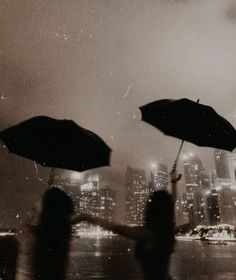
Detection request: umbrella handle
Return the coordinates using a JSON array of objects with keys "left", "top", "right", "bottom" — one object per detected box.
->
[{"left": 172, "top": 139, "right": 184, "bottom": 172}]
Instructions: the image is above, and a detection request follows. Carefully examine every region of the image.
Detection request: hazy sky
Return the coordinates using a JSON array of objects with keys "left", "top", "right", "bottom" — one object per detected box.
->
[{"left": 1, "top": 0, "right": 236, "bottom": 225}]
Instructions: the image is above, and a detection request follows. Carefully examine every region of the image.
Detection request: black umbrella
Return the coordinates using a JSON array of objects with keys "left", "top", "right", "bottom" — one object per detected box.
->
[
  {"left": 0, "top": 116, "right": 111, "bottom": 172},
  {"left": 140, "top": 98, "right": 236, "bottom": 170}
]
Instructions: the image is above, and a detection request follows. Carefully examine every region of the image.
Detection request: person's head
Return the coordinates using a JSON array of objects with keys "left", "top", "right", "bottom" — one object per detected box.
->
[
  {"left": 144, "top": 190, "right": 174, "bottom": 231},
  {"left": 33, "top": 187, "right": 74, "bottom": 280},
  {"left": 39, "top": 187, "right": 74, "bottom": 226}
]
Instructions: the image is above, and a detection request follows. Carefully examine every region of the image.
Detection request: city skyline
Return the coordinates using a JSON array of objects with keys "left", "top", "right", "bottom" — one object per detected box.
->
[
  {"left": 123, "top": 149, "right": 236, "bottom": 227},
  {"left": 1, "top": 0, "right": 236, "bottom": 227},
  {"left": 43, "top": 149, "right": 236, "bottom": 228}
]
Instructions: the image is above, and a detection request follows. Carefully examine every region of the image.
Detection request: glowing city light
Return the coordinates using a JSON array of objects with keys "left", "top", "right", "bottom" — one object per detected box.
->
[
  {"left": 73, "top": 226, "right": 115, "bottom": 238},
  {"left": 70, "top": 171, "right": 82, "bottom": 181},
  {"left": 150, "top": 162, "right": 157, "bottom": 169}
]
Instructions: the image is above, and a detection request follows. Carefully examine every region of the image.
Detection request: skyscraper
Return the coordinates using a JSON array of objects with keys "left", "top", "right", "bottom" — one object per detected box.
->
[
  {"left": 76, "top": 174, "right": 117, "bottom": 233},
  {"left": 175, "top": 193, "right": 189, "bottom": 226},
  {"left": 78, "top": 174, "right": 116, "bottom": 220},
  {"left": 125, "top": 166, "right": 148, "bottom": 226},
  {"left": 201, "top": 170, "right": 211, "bottom": 190},
  {"left": 150, "top": 162, "right": 169, "bottom": 191},
  {"left": 206, "top": 189, "right": 221, "bottom": 225},
  {"left": 79, "top": 174, "right": 100, "bottom": 217},
  {"left": 213, "top": 150, "right": 236, "bottom": 225},
  {"left": 228, "top": 152, "right": 236, "bottom": 183},
  {"left": 183, "top": 156, "right": 206, "bottom": 226},
  {"left": 214, "top": 150, "right": 230, "bottom": 179},
  {"left": 216, "top": 185, "right": 236, "bottom": 225},
  {"left": 99, "top": 186, "right": 116, "bottom": 222}
]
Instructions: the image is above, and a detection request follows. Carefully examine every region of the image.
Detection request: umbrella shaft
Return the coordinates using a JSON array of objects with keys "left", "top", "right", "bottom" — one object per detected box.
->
[{"left": 172, "top": 139, "right": 184, "bottom": 171}]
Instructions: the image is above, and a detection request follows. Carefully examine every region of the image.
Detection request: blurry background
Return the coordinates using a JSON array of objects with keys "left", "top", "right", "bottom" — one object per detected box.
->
[{"left": 0, "top": 0, "right": 236, "bottom": 227}]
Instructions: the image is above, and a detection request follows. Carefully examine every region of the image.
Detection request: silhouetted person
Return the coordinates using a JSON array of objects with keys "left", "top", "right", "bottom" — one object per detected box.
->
[
  {"left": 72, "top": 171, "right": 180, "bottom": 280},
  {"left": 134, "top": 190, "right": 175, "bottom": 280},
  {"left": 32, "top": 187, "right": 74, "bottom": 280}
]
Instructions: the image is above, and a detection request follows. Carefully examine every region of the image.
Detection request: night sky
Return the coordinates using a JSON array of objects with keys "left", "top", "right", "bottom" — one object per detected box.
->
[{"left": 1, "top": 0, "right": 236, "bottom": 226}]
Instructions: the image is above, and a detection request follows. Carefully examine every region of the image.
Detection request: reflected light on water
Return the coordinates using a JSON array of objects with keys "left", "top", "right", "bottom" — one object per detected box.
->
[{"left": 73, "top": 226, "right": 115, "bottom": 238}]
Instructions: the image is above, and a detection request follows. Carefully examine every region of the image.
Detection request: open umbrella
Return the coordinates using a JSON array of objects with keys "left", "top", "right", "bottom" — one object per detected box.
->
[
  {"left": 0, "top": 116, "right": 111, "bottom": 172},
  {"left": 140, "top": 98, "right": 236, "bottom": 170}
]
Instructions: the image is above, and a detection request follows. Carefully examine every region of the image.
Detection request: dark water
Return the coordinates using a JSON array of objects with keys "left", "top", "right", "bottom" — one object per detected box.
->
[{"left": 17, "top": 237, "right": 236, "bottom": 280}]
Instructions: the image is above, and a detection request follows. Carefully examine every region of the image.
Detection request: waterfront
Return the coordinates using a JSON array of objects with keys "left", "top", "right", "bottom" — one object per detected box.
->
[{"left": 17, "top": 237, "right": 236, "bottom": 280}]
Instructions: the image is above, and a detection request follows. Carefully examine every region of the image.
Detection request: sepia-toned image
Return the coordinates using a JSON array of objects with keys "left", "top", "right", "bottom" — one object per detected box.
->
[{"left": 0, "top": 1, "right": 236, "bottom": 279}]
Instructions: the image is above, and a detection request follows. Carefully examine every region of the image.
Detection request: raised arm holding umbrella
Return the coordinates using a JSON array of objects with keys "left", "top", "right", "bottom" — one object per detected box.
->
[
  {"left": 139, "top": 97, "right": 236, "bottom": 235},
  {"left": 0, "top": 115, "right": 112, "bottom": 280},
  {"left": 139, "top": 98, "right": 236, "bottom": 172},
  {"left": 132, "top": 97, "right": 236, "bottom": 279}
]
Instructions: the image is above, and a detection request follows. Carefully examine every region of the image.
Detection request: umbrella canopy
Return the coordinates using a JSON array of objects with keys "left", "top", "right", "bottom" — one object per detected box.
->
[
  {"left": 0, "top": 116, "right": 111, "bottom": 172},
  {"left": 140, "top": 98, "right": 236, "bottom": 152}
]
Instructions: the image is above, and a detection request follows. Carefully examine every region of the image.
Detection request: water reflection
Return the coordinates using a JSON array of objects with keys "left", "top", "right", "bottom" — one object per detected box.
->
[
  {"left": 17, "top": 237, "right": 236, "bottom": 280},
  {"left": 171, "top": 241, "right": 236, "bottom": 280}
]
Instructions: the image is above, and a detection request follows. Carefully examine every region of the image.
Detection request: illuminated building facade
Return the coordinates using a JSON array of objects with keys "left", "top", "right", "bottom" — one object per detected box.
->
[
  {"left": 228, "top": 152, "right": 236, "bottom": 183},
  {"left": 214, "top": 150, "right": 230, "bottom": 179},
  {"left": 170, "top": 150, "right": 236, "bottom": 227},
  {"left": 183, "top": 156, "right": 206, "bottom": 226},
  {"left": 150, "top": 162, "right": 169, "bottom": 191},
  {"left": 125, "top": 166, "right": 148, "bottom": 226},
  {"left": 175, "top": 193, "right": 189, "bottom": 226},
  {"left": 206, "top": 189, "right": 221, "bottom": 225},
  {"left": 74, "top": 174, "right": 116, "bottom": 234},
  {"left": 99, "top": 186, "right": 116, "bottom": 222},
  {"left": 79, "top": 174, "right": 100, "bottom": 217},
  {"left": 215, "top": 184, "right": 236, "bottom": 225},
  {"left": 213, "top": 150, "right": 236, "bottom": 225},
  {"left": 79, "top": 175, "right": 116, "bottom": 221}
]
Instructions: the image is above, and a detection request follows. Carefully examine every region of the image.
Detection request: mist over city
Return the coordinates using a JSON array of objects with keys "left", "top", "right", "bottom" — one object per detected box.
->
[
  {"left": 1, "top": 0, "right": 236, "bottom": 228},
  {"left": 1, "top": 1, "right": 236, "bottom": 279}
]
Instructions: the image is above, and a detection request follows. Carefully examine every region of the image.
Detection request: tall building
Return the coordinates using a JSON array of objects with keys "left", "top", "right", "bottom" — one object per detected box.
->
[
  {"left": 214, "top": 150, "right": 230, "bottom": 179},
  {"left": 78, "top": 175, "right": 116, "bottom": 220},
  {"left": 199, "top": 170, "right": 212, "bottom": 225},
  {"left": 150, "top": 163, "right": 169, "bottom": 191},
  {"left": 201, "top": 170, "right": 211, "bottom": 190},
  {"left": 216, "top": 184, "right": 236, "bottom": 225},
  {"left": 49, "top": 171, "right": 117, "bottom": 232},
  {"left": 125, "top": 166, "right": 148, "bottom": 226},
  {"left": 213, "top": 150, "right": 236, "bottom": 225},
  {"left": 175, "top": 193, "right": 189, "bottom": 226},
  {"left": 79, "top": 174, "right": 100, "bottom": 217},
  {"left": 206, "top": 189, "right": 221, "bottom": 225},
  {"left": 183, "top": 156, "right": 206, "bottom": 226},
  {"left": 75, "top": 174, "right": 117, "bottom": 234},
  {"left": 99, "top": 186, "right": 116, "bottom": 222},
  {"left": 228, "top": 152, "right": 236, "bottom": 183}
]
